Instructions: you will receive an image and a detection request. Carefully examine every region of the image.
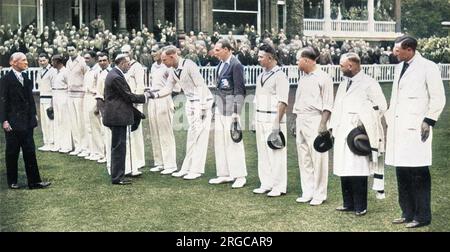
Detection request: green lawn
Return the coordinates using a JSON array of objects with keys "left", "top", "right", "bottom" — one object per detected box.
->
[{"left": 1, "top": 82, "right": 449, "bottom": 232}]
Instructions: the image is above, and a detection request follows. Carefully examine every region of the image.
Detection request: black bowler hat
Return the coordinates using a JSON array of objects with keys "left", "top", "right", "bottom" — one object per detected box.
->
[
  {"left": 46, "top": 107, "right": 54, "bottom": 120},
  {"left": 267, "top": 131, "right": 286, "bottom": 150},
  {"left": 131, "top": 107, "right": 146, "bottom": 132},
  {"left": 230, "top": 121, "right": 243, "bottom": 143},
  {"left": 313, "top": 131, "right": 334, "bottom": 153},
  {"left": 347, "top": 126, "right": 371, "bottom": 156}
]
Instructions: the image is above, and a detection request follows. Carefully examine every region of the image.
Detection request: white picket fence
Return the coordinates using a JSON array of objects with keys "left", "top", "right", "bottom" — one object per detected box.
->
[{"left": 1, "top": 64, "right": 450, "bottom": 92}]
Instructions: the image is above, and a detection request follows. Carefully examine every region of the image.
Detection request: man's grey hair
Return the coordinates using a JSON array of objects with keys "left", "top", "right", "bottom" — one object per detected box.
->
[
  {"left": 340, "top": 52, "right": 361, "bottom": 65},
  {"left": 161, "top": 45, "right": 178, "bottom": 55},
  {"left": 114, "top": 53, "right": 129, "bottom": 65},
  {"left": 9, "top": 52, "right": 26, "bottom": 63}
]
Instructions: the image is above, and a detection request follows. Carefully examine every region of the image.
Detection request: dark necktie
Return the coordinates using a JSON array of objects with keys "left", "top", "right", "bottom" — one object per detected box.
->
[
  {"left": 399, "top": 62, "right": 409, "bottom": 80},
  {"left": 219, "top": 62, "right": 229, "bottom": 77},
  {"left": 346, "top": 79, "right": 352, "bottom": 92}
]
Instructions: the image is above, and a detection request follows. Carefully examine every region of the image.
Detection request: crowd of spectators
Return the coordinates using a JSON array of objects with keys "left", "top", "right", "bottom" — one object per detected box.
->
[{"left": 1, "top": 19, "right": 433, "bottom": 71}]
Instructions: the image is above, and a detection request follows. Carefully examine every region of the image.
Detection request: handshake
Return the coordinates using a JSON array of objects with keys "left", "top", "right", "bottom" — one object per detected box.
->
[{"left": 144, "top": 88, "right": 158, "bottom": 100}]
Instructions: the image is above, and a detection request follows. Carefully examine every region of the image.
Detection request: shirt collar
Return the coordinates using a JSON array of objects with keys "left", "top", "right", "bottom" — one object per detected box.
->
[
  {"left": 407, "top": 52, "right": 419, "bottom": 65},
  {"left": 175, "top": 58, "right": 185, "bottom": 71},
  {"left": 263, "top": 65, "right": 280, "bottom": 75},
  {"left": 350, "top": 70, "right": 364, "bottom": 82},
  {"left": 221, "top": 55, "right": 232, "bottom": 65},
  {"left": 115, "top": 66, "right": 125, "bottom": 76}
]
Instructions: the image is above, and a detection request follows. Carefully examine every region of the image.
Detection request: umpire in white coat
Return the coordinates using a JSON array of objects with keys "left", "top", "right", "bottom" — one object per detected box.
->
[
  {"left": 330, "top": 53, "right": 387, "bottom": 216},
  {"left": 253, "top": 43, "right": 289, "bottom": 197},
  {"left": 386, "top": 35, "right": 446, "bottom": 228},
  {"left": 209, "top": 39, "right": 247, "bottom": 189},
  {"left": 152, "top": 45, "right": 213, "bottom": 180}
]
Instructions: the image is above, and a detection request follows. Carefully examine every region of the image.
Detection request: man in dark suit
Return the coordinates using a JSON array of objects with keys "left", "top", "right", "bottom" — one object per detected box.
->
[
  {"left": 0, "top": 52, "right": 51, "bottom": 190},
  {"left": 209, "top": 39, "right": 247, "bottom": 189},
  {"left": 102, "top": 54, "right": 152, "bottom": 185}
]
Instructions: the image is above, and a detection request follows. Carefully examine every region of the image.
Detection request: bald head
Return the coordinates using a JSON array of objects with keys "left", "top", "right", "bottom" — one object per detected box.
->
[
  {"left": 339, "top": 53, "right": 361, "bottom": 78},
  {"left": 161, "top": 45, "right": 180, "bottom": 68}
]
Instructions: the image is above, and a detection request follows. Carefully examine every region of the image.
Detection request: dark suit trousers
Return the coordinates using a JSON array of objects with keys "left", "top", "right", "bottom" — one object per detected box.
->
[
  {"left": 5, "top": 129, "right": 41, "bottom": 186},
  {"left": 340, "top": 176, "right": 368, "bottom": 212},
  {"left": 110, "top": 126, "right": 127, "bottom": 183},
  {"left": 396, "top": 166, "right": 431, "bottom": 223}
]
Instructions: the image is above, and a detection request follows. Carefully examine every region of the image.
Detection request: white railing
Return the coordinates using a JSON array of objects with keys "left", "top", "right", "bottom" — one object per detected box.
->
[
  {"left": 375, "top": 21, "right": 396, "bottom": 33},
  {"left": 332, "top": 20, "right": 368, "bottom": 32},
  {"left": 305, "top": 19, "right": 396, "bottom": 33},
  {"left": 304, "top": 19, "right": 325, "bottom": 31},
  {"left": 1, "top": 64, "right": 449, "bottom": 92}
]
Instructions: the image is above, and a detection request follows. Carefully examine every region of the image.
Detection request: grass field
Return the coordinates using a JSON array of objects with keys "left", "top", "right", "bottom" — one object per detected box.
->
[{"left": 1, "top": 82, "right": 449, "bottom": 232}]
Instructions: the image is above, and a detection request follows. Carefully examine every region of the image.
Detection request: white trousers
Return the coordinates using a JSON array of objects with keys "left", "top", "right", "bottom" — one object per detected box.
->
[
  {"left": 214, "top": 113, "right": 247, "bottom": 178},
  {"left": 67, "top": 96, "right": 87, "bottom": 152},
  {"left": 84, "top": 95, "right": 104, "bottom": 157},
  {"left": 148, "top": 97, "right": 177, "bottom": 169},
  {"left": 125, "top": 104, "right": 145, "bottom": 174},
  {"left": 100, "top": 116, "right": 112, "bottom": 175},
  {"left": 255, "top": 122, "right": 287, "bottom": 193},
  {"left": 39, "top": 97, "right": 54, "bottom": 147},
  {"left": 296, "top": 114, "right": 328, "bottom": 201},
  {"left": 180, "top": 100, "right": 212, "bottom": 174},
  {"left": 53, "top": 90, "right": 72, "bottom": 151}
]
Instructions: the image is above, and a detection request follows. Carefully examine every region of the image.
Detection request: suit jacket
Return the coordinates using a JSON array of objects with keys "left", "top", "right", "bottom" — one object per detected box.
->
[
  {"left": 215, "top": 56, "right": 246, "bottom": 116},
  {"left": 102, "top": 67, "right": 146, "bottom": 127},
  {"left": 0, "top": 70, "right": 38, "bottom": 131}
]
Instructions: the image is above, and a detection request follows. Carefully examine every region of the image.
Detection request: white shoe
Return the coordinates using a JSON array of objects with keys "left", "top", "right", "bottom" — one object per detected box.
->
[
  {"left": 209, "top": 176, "right": 234, "bottom": 185},
  {"left": 376, "top": 192, "right": 386, "bottom": 200},
  {"left": 253, "top": 188, "right": 271, "bottom": 194},
  {"left": 131, "top": 171, "right": 142, "bottom": 176},
  {"left": 150, "top": 166, "right": 164, "bottom": 172},
  {"left": 59, "top": 149, "right": 71, "bottom": 154},
  {"left": 267, "top": 190, "right": 283, "bottom": 197},
  {"left": 310, "top": 199, "right": 324, "bottom": 206},
  {"left": 50, "top": 147, "right": 60, "bottom": 152},
  {"left": 231, "top": 177, "right": 246, "bottom": 188},
  {"left": 69, "top": 149, "right": 81, "bottom": 156},
  {"left": 97, "top": 157, "right": 107, "bottom": 163},
  {"left": 38, "top": 145, "right": 52, "bottom": 151},
  {"left": 77, "top": 151, "right": 89, "bottom": 157},
  {"left": 296, "top": 197, "right": 312, "bottom": 203},
  {"left": 89, "top": 154, "right": 101, "bottom": 161},
  {"left": 172, "top": 171, "right": 188, "bottom": 178},
  {"left": 183, "top": 173, "right": 201, "bottom": 180},
  {"left": 161, "top": 168, "right": 177, "bottom": 175}
]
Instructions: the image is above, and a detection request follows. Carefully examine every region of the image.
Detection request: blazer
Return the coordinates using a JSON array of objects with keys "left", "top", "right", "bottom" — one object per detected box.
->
[
  {"left": 215, "top": 55, "right": 246, "bottom": 116},
  {"left": 0, "top": 70, "right": 38, "bottom": 131},
  {"left": 102, "top": 67, "right": 146, "bottom": 127}
]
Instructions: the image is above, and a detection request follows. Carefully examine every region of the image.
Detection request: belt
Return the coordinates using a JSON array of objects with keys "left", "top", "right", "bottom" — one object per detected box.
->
[
  {"left": 40, "top": 95, "right": 52, "bottom": 99},
  {"left": 257, "top": 109, "right": 277, "bottom": 114},
  {"left": 52, "top": 88, "right": 67, "bottom": 90},
  {"left": 188, "top": 98, "right": 213, "bottom": 102}
]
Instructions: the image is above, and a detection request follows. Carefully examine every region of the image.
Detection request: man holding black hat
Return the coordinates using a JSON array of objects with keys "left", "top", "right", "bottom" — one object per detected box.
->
[
  {"left": 209, "top": 39, "right": 247, "bottom": 189},
  {"left": 293, "top": 47, "right": 334, "bottom": 206},
  {"left": 253, "top": 43, "right": 289, "bottom": 197},
  {"left": 330, "top": 53, "right": 387, "bottom": 216},
  {"left": 385, "top": 35, "right": 446, "bottom": 228}
]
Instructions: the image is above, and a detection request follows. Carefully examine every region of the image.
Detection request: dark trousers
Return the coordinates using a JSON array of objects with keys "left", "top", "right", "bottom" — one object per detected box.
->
[
  {"left": 340, "top": 176, "right": 368, "bottom": 212},
  {"left": 396, "top": 166, "right": 431, "bottom": 223},
  {"left": 110, "top": 126, "right": 127, "bottom": 183},
  {"left": 5, "top": 129, "right": 41, "bottom": 186}
]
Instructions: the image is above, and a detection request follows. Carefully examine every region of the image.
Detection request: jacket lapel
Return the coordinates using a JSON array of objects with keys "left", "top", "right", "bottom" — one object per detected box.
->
[{"left": 7, "top": 70, "right": 27, "bottom": 101}]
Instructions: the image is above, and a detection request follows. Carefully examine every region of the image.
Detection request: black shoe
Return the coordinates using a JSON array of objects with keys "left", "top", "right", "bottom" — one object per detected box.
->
[
  {"left": 29, "top": 181, "right": 51, "bottom": 189},
  {"left": 355, "top": 209, "right": 367, "bottom": 216},
  {"left": 112, "top": 179, "right": 132, "bottom": 185},
  {"left": 9, "top": 183, "right": 20, "bottom": 189},
  {"left": 392, "top": 217, "right": 412, "bottom": 224},
  {"left": 336, "top": 206, "right": 354, "bottom": 212},
  {"left": 405, "top": 220, "right": 430, "bottom": 228}
]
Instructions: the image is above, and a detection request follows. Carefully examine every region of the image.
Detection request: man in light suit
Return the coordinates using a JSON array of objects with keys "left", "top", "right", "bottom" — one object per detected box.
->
[
  {"left": 209, "top": 39, "right": 247, "bottom": 188},
  {"left": 330, "top": 53, "right": 387, "bottom": 216},
  {"left": 36, "top": 53, "right": 56, "bottom": 152},
  {"left": 102, "top": 54, "right": 152, "bottom": 185},
  {"left": 150, "top": 45, "right": 214, "bottom": 180},
  {"left": 121, "top": 45, "right": 146, "bottom": 177},
  {"left": 386, "top": 35, "right": 446, "bottom": 228}
]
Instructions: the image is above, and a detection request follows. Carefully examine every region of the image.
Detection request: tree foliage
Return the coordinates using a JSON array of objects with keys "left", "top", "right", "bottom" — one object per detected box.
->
[{"left": 402, "top": 0, "right": 450, "bottom": 38}]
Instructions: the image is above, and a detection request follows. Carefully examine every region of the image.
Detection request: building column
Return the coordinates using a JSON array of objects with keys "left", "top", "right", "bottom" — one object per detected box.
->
[
  {"left": 176, "top": 0, "right": 185, "bottom": 34},
  {"left": 368, "top": 0, "right": 375, "bottom": 32},
  {"left": 323, "top": 0, "right": 331, "bottom": 32},
  {"left": 37, "top": 0, "right": 44, "bottom": 34},
  {"left": 395, "top": 0, "right": 401, "bottom": 33},
  {"left": 199, "top": 0, "right": 212, "bottom": 34},
  {"left": 119, "top": 0, "right": 127, "bottom": 32},
  {"left": 154, "top": 0, "right": 165, "bottom": 25}
]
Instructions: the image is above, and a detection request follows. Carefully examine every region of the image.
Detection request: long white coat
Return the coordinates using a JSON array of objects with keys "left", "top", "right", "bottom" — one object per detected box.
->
[
  {"left": 330, "top": 71, "right": 387, "bottom": 177},
  {"left": 385, "top": 53, "right": 446, "bottom": 167}
]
